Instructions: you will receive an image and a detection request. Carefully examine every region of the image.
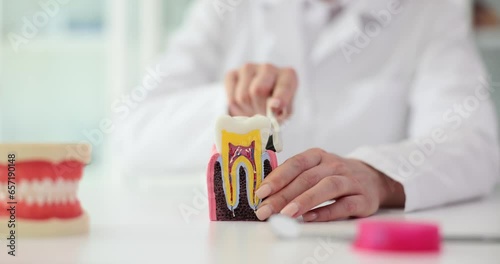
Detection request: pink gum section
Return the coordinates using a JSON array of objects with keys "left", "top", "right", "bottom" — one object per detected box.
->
[
  {"left": 267, "top": 150, "right": 278, "bottom": 169},
  {"left": 0, "top": 160, "right": 84, "bottom": 183},
  {"left": 206, "top": 145, "right": 219, "bottom": 221},
  {"left": 206, "top": 145, "right": 278, "bottom": 221}
]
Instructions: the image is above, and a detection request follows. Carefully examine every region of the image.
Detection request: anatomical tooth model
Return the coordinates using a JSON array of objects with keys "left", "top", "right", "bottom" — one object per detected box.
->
[
  {"left": 0, "top": 144, "right": 91, "bottom": 236},
  {"left": 207, "top": 112, "right": 282, "bottom": 221}
]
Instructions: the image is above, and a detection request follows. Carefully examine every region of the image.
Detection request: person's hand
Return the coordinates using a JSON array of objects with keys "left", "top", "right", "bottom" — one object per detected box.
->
[
  {"left": 254, "top": 148, "right": 405, "bottom": 221},
  {"left": 224, "top": 63, "right": 298, "bottom": 122}
]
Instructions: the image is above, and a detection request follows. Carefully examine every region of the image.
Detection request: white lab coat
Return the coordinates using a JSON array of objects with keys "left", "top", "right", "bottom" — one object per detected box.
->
[{"left": 116, "top": 0, "right": 499, "bottom": 212}]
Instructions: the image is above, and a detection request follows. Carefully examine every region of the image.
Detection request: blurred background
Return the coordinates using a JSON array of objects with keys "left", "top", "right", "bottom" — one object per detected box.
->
[
  {"left": 0, "top": 0, "right": 194, "bottom": 169},
  {"left": 0, "top": 0, "right": 499, "bottom": 169}
]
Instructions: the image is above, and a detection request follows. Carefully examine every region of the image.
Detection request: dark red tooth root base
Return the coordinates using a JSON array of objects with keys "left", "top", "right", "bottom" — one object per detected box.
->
[
  {"left": 0, "top": 160, "right": 84, "bottom": 220},
  {"left": 211, "top": 158, "right": 274, "bottom": 221}
]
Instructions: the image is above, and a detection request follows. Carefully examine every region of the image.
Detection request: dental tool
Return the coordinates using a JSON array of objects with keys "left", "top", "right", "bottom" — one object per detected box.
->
[{"left": 266, "top": 98, "right": 283, "bottom": 153}]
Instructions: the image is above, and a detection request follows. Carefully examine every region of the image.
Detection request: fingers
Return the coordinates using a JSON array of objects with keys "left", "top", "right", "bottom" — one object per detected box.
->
[
  {"left": 254, "top": 164, "right": 333, "bottom": 220},
  {"left": 234, "top": 63, "right": 256, "bottom": 115},
  {"left": 249, "top": 64, "right": 277, "bottom": 115},
  {"left": 224, "top": 63, "right": 297, "bottom": 119},
  {"left": 280, "top": 176, "right": 361, "bottom": 218},
  {"left": 302, "top": 195, "right": 372, "bottom": 222},
  {"left": 225, "top": 70, "right": 244, "bottom": 116},
  {"left": 255, "top": 148, "right": 326, "bottom": 200},
  {"left": 272, "top": 68, "right": 297, "bottom": 122},
  {"left": 254, "top": 149, "right": 363, "bottom": 221}
]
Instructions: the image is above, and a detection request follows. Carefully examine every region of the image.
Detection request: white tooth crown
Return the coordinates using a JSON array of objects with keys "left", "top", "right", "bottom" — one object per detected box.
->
[
  {"left": 0, "top": 178, "right": 79, "bottom": 205},
  {"left": 215, "top": 115, "right": 272, "bottom": 153}
]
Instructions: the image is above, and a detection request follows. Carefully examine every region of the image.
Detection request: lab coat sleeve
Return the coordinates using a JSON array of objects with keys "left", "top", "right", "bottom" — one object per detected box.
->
[
  {"left": 114, "top": 0, "right": 228, "bottom": 175},
  {"left": 347, "top": 1, "right": 500, "bottom": 211}
]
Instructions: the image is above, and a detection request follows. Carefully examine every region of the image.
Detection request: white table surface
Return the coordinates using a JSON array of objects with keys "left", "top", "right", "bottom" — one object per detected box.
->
[{"left": 1, "top": 168, "right": 500, "bottom": 264}]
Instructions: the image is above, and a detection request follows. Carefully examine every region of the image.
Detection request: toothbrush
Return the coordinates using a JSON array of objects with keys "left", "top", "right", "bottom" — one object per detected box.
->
[{"left": 269, "top": 214, "right": 500, "bottom": 244}]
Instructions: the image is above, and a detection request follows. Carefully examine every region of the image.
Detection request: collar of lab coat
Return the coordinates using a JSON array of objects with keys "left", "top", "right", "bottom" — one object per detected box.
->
[{"left": 257, "top": 0, "right": 392, "bottom": 65}]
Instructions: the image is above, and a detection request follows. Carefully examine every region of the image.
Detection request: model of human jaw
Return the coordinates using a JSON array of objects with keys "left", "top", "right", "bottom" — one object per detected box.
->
[
  {"left": 0, "top": 144, "right": 91, "bottom": 236},
  {"left": 207, "top": 115, "right": 280, "bottom": 221}
]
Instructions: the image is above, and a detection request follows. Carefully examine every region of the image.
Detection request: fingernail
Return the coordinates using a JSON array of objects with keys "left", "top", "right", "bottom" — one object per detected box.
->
[
  {"left": 255, "top": 204, "right": 274, "bottom": 220},
  {"left": 280, "top": 202, "right": 299, "bottom": 217},
  {"left": 255, "top": 184, "right": 271, "bottom": 199},
  {"left": 269, "top": 98, "right": 281, "bottom": 108},
  {"left": 303, "top": 212, "right": 317, "bottom": 222}
]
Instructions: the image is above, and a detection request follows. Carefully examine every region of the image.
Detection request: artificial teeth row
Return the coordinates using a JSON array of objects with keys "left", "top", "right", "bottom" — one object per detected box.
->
[{"left": 0, "top": 178, "right": 79, "bottom": 205}]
